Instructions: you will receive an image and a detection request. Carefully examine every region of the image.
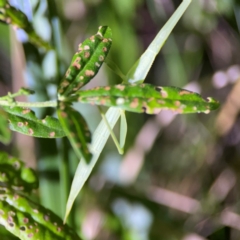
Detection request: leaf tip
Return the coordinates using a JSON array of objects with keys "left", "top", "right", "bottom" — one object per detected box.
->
[{"left": 206, "top": 97, "right": 220, "bottom": 111}]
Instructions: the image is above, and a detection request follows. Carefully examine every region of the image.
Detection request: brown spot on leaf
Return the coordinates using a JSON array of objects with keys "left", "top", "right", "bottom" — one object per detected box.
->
[
  {"left": 17, "top": 122, "right": 24, "bottom": 127},
  {"left": 157, "top": 100, "right": 165, "bottom": 104},
  {"left": 85, "top": 70, "right": 95, "bottom": 77},
  {"left": 27, "top": 233, "right": 34, "bottom": 238},
  {"left": 44, "top": 214, "right": 50, "bottom": 221},
  {"left": 161, "top": 90, "right": 168, "bottom": 98},
  {"left": 116, "top": 85, "right": 125, "bottom": 91},
  {"left": 102, "top": 38, "right": 108, "bottom": 43},
  {"left": 65, "top": 69, "right": 71, "bottom": 78},
  {"left": 174, "top": 101, "right": 181, "bottom": 106},
  {"left": 104, "top": 86, "right": 111, "bottom": 90},
  {"left": 90, "top": 36, "right": 95, "bottom": 42},
  {"left": 84, "top": 45, "right": 90, "bottom": 50},
  {"left": 28, "top": 128, "right": 34, "bottom": 135},
  {"left": 7, "top": 216, "right": 13, "bottom": 224},
  {"left": 13, "top": 194, "right": 19, "bottom": 200},
  {"left": 99, "top": 55, "right": 104, "bottom": 61},
  {"left": 100, "top": 98, "right": 106, "bottom": 105},
  {"left": 23, "top": 218, "right": 29, "bottom": 223},
  {"left": 176, "top": 108, "right": 183, "bottom": 114},
  {"left": 102, "top": 47, "right": 107, "bottom": 52},
  {"left": 22, "top": 109, "right": 30, "bottom": 114},
  {"left": 60, "top": 111, "right": 67, "bottom": 118},
  {"left": 130, "top": 98, "right": 139, "bottom": 108},
  {"left": 84, "top": 52, "right": 90, "bottom": 58},
  {"left": 73, "top": 82, "right": 84, "bottom": 91},
  {"left": 72, "top": 61, "right": 81, "bottom": 70},
  {"left": 155, "top": 87, "right": 168, "bottom": 98},
  {"left": 75, "top": 56, "right": 81, "bottom": 62},
  {"left": 49, "top": 132, "right": 55, "bottom": 137},
  {"left": 179, "top": 90, "right": 191, "bottom": 95},
  {"left": 61, "top": 80, "right": 70, "bottom": 87}
]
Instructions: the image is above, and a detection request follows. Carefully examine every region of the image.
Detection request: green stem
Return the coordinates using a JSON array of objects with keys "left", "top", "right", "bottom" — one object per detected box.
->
[{"left": 0, "top": 100, "right": 57, "bottom": 108}]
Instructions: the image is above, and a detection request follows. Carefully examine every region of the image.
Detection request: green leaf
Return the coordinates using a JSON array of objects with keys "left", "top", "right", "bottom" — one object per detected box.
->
[
  {"left": 57, "top": 104, "right": 92, "bottom": 163},
  {"left": 126, "top": 0, "right": 192, "bottom": 83},
  {"left": 0, "top": 151, "right": 81, "bottom": 240},
  {"left": 3, "top": 106, "right": 66, "bottom": 138},
  {"left": 65, "top": 0, "right": 193, "bottom": 221},
  {"left": 0, "top": 191, "right": 82, "bottom": 240},
  {"left": 74, "top": 84, "right": 220, "bottom": 114},
  {"left": 0, "top": 151, "right": 38, "bottom": 192},
  {"left": 120, "top": 110, "right": 127, "bottom": 149},
  {"left": 0, "top": 1, "right": 51, "bottom": 50},
  {"left": 0, "top": 108, "right": 11, "bottom": 144},
  {"left": 58, "top": 26, "right": 112, "bottom": 96},
  {"left": 64, "top": 107, "right": 121, "bottom": 222}
]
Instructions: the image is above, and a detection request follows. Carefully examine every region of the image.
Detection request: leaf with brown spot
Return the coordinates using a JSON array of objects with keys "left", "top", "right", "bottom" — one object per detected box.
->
[
  {"left": 3, "top": 106, "right": 66, "bottom": 138},
  {"left": 0, "top": 192, "right": 82, "bottom": 240},
  {"left": 72, "top": 84, "right": 220, "bottom": 114},
  {"left": 57, "top": 105, "right": 92, "bottom": 163},
  {"left": 0, "top": 151, "right": 82, "bottom": 240},
  {"left": 0, "top": 1, "right": 51, "bottom": 50},
  {"left": 57, "top": 26, "right": 112, "bottom": 96}
]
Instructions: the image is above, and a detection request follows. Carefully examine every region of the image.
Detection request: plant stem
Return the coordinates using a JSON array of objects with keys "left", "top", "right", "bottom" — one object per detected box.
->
[{"left": 0, "top": 100, "right": 57, "bottom": 108}]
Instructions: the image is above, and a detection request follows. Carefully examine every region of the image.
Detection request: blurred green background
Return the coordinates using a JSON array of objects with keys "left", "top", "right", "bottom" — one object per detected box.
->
[{"left": 1, "top": 0, "right": 240, "bottom": 239}]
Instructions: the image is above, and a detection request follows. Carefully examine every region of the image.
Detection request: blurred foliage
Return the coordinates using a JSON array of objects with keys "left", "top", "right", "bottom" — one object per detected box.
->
[{"left": 0, "top": 0, "right": 240, "bottom": 239}]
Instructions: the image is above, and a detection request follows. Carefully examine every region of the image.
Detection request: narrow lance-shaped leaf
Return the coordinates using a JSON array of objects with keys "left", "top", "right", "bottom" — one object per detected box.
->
[
  {"left": 64, "top": 1, "right": 194, "bottom": 222},
  {"left": 73, "top": 84, "right": 220, "bottom": 114},
  {"left": 58, "top": 26, "right": 112, "bottom": 97},
  {"left": 3, "top": 106, "right": 66, "bottom": 138},
  {"left": 57, "top": 103, "right": 92, "bottom": 163},
  {"left": 0, "top": 1, "right": 51, "bottom": 49},
  {"left": 0, "top": 191, "right": 82, "bottom": 240},
  {"left": 0, "top": 151, "right": 82, "bottom": 240}
]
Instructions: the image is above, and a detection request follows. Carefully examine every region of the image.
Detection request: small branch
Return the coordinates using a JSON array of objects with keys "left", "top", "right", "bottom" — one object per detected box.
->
[{"left": 0, "top": 100, "right": 58, "bottom": 108}]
